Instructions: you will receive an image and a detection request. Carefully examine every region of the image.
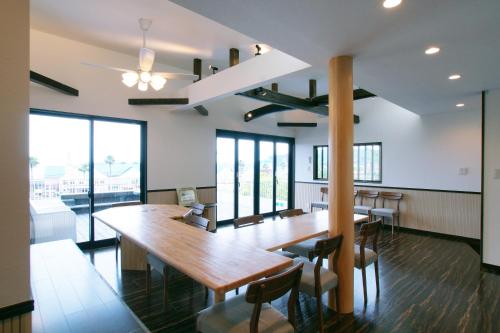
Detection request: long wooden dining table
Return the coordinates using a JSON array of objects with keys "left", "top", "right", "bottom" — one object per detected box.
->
[{"left": 93, "top": 205, "right": 368, "bottom": 302}]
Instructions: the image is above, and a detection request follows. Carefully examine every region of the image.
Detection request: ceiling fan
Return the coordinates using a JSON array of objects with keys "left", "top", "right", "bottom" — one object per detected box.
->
[{"left": 82, "top": 18, "right": 198, "bottom": 92}]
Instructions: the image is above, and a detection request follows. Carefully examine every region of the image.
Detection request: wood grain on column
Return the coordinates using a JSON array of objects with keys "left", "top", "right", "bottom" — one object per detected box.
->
[{"left": 328, "top": 56, "right": 354, "bottom": 314}]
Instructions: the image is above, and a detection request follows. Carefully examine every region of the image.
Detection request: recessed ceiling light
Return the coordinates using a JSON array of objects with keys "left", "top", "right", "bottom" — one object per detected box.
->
[
  {"left": 425, "top": 47, "right": 440, "bottom": 55},
  {"left": 456, "top": 103, "right": 465, "bottom": 108},
  {"left": 449, "top": 74, "right": 462, "bottom": 80},
  {"left": 383, "top": 0, "right": 402, "bottom": 9}
]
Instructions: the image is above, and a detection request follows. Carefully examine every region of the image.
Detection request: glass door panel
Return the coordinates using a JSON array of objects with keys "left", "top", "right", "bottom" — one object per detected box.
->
[
  {"left": 275, "top": 142, "right": 290, "bottom": 211},
  {"left": 259, "top": 141, "right": 274, "bottom": 214},
  {"left": 216, "top": 137, "right": 235, "bottom": 221},
  {"left": 29, "top": 114, "right": 91, "bottom": 244},
  {"left": 93, "top": 120, "right": 142, "bottom": 241},
  {"left": 237, "top": 139, "right": 255, "bottom": 217}
]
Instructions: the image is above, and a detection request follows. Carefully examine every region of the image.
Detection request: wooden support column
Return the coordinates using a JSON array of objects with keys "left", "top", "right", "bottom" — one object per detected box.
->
[
  {"left": 327, "top": 56, "right": 354, "bottom": 314},
  {"left": 229, "top": 48, "right": 239, "bottom": 67}
]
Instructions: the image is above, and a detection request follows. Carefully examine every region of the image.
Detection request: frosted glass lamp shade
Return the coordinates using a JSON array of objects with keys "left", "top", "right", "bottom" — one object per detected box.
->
[
  {"left": 150, "top": 75, "right": 167, "bottom": 91},
  {"left": 138, "top": 81, "right": 148, "bottom": 92},
  {"left": 122, "top": 72, "right": 139, "bottom": 87}
]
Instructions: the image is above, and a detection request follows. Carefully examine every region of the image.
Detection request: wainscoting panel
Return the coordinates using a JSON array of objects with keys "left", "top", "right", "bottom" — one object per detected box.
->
[
  {"left": 295, "top": 182, "right": 481, "bottom": 239},
  {"left": 0, "top": 313, "right": 31, "bottom": 333}
]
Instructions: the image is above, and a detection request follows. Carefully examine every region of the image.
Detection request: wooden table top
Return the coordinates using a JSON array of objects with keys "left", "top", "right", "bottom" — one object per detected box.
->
[
  {"left": 93, "top": 204, "right": 292, "bottom": 293},
  {"left": 219, "top": 210, "right": 369, "bottom": 251}
]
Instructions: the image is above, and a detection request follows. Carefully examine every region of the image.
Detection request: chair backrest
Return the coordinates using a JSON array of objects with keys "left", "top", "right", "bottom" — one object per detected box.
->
[
  {"left": 320, "top": 187, "right": 328, "bottom": 201},
  {"left": 359, "top": 220, "right": 382, "bottom": 256},
  {"left": 185, "top": 214, "right": 210, "bottom": 232},
  {"left": 191, "top": 202, "right": 205, "bottom": 216},
  {"left": 234, "top": 214, "right": 264, "bottom": 229},
  {"left": 279, "top": 208, "right": 304, "bottom": 219},
  {"left": 353, "top": 190, "right": 358, "bottom": 205},
  {"left": 357, "top": 190, "right": 379, "bottom": 206},
  {"left": 313, "top": 234, "right": 343, "bottom": 277},
  {"left": 111, "top": 201, "right": 142, "bottom": 208},
  {"left": 246, "top": 263, "right": 304, "bottom": 333},
  {"left": 379, "top": 192, "right": 403, "bottom": 210}
]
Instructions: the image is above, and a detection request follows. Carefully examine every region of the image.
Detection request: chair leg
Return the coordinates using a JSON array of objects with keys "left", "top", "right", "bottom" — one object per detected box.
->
[
  {"left": 397, "top": 214, "right": 401, "bottom": 232},
  {"left": 235, "top": 287, "right": 239, "bottom": 295},
  {"left": 163, "top": 266, "right": 169, "bottom": 310},
  {"left": 335, "top": 286, "right": 341, "bottom": 322},
  {"left": 374, "top": 260, "right": 380, "bottom": 296},
  {"left": 115, "top": 236, "right": 119, "bottom": 261},
  {"left": 361, "top": 266, "right": 368, "bottom": 305},
  {"left": 146, "top": 264, "right": 151, "bottom": 296},
  {"left": 308, "top": 252, "right": 314, "bottom": 262},
  {"left": 391, "top": 216, "right": 394, "bottom": 235},
  {"left": 316, "top": 292, "right": 324, "bottom": 333}
]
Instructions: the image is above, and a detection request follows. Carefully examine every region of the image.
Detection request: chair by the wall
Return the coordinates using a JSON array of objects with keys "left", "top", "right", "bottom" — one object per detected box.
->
[
  {"left": 197, "top": 263, "right": 304, "bottom": 333},
  {"left": 310, "top": 187, "right": 329, "bottom": 212},
  {"left": 354, "top": 190, "right": 379, "bottom": 220},
  {"left": 293, "top": 234, "right": 343, "bottom": 333},
  {"left": 370, "top": 192, "right": 403, "bottom": 234},
  {"left": 355, "top": 220, "right": 382, "bottom": 304}
]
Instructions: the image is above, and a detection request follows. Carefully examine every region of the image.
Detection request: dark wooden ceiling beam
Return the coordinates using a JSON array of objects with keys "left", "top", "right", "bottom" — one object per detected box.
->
[
  {"left": 244, "top": 104, "right": 291, "bottom": 122},
  {"left": 229, "top": 48, "right": 239, "bottom": 67},
  {"left": 30, "top": 70, "right": 79, "bottom": 96},
  {"left": 277, "top": 122, "right": 318, "bottom": 127},
  {"left": 237, "top": 87, "right": 317, "bottom": 109},
  {"left": 193, "top": 58, "right": 201, "bottom": 82},
  {"left": 128, "top": 98, "right": 189, "bottom": 105},
  {"left": 194, "top": 105, "right": 209, "bottom": 116},
  {"left": 312, "top": 88, "right": 376, "bottom": 105}
]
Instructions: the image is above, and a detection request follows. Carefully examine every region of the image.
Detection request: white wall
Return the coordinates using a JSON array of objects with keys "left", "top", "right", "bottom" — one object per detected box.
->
[
  {"left": 483, "top": 88, "right": 500, "bottom": 266},
  {"left": 30, "top": 29, "right": 294, "bottom": 190},
  {"left": 295, "top": 97, "right": 482, "bottom": 192},
  {"left": 0, "top": 0, "right": 31, "bottom": 308}
]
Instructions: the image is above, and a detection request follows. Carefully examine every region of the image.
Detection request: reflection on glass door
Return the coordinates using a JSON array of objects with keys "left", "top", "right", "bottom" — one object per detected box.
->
[
  {"left": 93, "top": 120, "right": 142, "bottom": 241},
  {"left": 237, "top": 139, "right": 255, "bottom": 217},
  {"left": 29, "top": 114, "right": 91, "bottom": 244},
  {"left": 216, "top": 137, "right": 235, "bottom": 221},
  {"left": 276, "top": 143, "right": 290, "bottom": 211},
  {"left": 259, "top": 141, "right": 274, "bottom": 214}
]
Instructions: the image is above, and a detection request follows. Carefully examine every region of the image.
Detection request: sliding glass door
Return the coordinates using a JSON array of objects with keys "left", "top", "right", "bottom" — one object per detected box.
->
[
  {"left": 216, "top": 130, "right": 294, "bottom": 224},
  {"left": 29, "top": 110, "right": 146, "bottom": 248}
]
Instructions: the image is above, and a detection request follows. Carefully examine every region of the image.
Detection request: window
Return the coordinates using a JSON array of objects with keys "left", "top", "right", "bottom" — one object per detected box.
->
[{"left": 313, "top": 143, "right": 382, "bottom": 182}]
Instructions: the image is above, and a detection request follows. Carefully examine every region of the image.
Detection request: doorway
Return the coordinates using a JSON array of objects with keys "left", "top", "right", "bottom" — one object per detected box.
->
[
  {"left": 29, "top": 109, "right": 146, "bottom": 248},
  {"left": 216, "top": 129, "right": 294, "bottom": 224}
]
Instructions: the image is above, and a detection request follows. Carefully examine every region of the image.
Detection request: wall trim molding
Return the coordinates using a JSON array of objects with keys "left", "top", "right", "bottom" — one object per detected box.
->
[
  {"left": 147, "top": 186, "right": 216, "bottom": 193},
  {"left": 481, "top": 263, "right": 500, "bottom": 275},
  {"left": 0, "top": 300, "right": 34, "bottom": 321},
  {"left": 294, "top": 181, "right": 480, "bottom": 195}
]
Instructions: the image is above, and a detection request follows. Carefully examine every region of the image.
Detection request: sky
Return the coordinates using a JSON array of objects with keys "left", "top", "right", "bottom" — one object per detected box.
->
[{"left": 29, "top": 114, "right": 141, "bottom": 167}]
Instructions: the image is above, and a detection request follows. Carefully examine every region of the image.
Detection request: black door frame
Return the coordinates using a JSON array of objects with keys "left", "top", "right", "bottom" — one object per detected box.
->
[
  {"left": 30, "top": 109, "right": 147, "bottom": 250},
  {"left": 216, "top": 129, "right": 294, "bottom": 225}
]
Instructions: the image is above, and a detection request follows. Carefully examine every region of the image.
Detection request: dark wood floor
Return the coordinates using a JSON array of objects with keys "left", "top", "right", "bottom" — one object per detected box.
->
[{"left": 83, "top": 226, "right": 500, "bottom": 333}]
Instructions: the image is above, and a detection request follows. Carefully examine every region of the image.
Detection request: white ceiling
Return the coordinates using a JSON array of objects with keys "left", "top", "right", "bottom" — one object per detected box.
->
[
  {"left": 171, "top": 0, "right": 500, "bottom": 115},
  {"left": 30, "top": 0, "right": 260, "bottom": 77}
]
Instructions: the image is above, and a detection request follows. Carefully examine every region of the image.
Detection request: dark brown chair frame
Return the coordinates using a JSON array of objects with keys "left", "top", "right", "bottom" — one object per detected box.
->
[
  {"left": 358, "top": 220, "right": 382, "bottom": 304},
  {"left": 279, "top": 208, "right": 304, "bottom": 219},
  {"left": 310, "top": 187, "right": 328, "bottom": 212},
  {"left": 245, "top": 263, "right": 304, "bottom": 333},
  {"left": 355, "top": 190, "right": 379, "bottom": 221},
  {"left": 234, "top": 214, "right": 264, "bottom": 229},
  {"left": 309, "top": 235, "right": 343, "bottom": 333},
  {"left": 372, "top": 192, "right": 403, "bottom": 233}
]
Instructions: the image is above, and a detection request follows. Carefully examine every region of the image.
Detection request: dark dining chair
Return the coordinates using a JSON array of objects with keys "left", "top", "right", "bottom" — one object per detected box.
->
[
  {"left": 355, "top": 220, "right": 382, "bottom": 304},
  {"left": 310, "top": 187, "right": 329, "bottom": 212},
  {"left": 354, "top": 190, "right": 379, "bottom": 220},
  {"left": 280, "top": 209, "right": 327, "bottom": 261},
  {"left": 293, "top": 234, "right": 343, "bottom": 333},
  {"left": 370, "top": 192, "right": 403, "bottom": 234},
  {"left": 197, "top": 263, "right": 304, "bottom": 333},
  {"left": 146, "top": 214, "right": 210, "bottom": 308}
]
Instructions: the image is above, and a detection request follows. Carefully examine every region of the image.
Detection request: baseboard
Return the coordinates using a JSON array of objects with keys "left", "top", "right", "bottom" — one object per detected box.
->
[
  {"left": 0, "top": 300, "right": 34, "bottom": 321},
  {"left": 382, "top": 224, "right": 481, "bottom": 254},
  {"left": 481, "top": 263, "right": 500, "bottom": 275}
]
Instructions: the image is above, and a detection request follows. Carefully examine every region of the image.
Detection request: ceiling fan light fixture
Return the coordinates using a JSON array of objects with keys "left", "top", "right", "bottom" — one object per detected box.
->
[
  {"left": 122, "top": 72, "right": 139, "bottom": 87},
  {"left": 150, "top": 75, "right": 167, "bottom": 91},
  {"left": 383, "top": 0, "right": 402, "bottom": 8},
  {"left": 138, "top": 81, "right": 148, "bottom": 92},
  {"left": 140, "top": 71, "right": 152, "bottom": 83}
]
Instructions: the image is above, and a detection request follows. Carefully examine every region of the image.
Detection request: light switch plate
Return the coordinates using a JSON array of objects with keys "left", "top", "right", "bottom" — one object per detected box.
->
[{"left": 458, "top": 167, "right": 469, "bottom": 176}]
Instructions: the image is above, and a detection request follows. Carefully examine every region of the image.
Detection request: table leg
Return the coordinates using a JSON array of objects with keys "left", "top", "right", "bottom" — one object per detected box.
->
[{"left": 214, "top": 290, "right": 226, "bottom": 303}]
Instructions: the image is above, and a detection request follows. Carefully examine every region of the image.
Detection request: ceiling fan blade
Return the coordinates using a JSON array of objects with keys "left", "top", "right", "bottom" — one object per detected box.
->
[
  {"left": 81, "top": 62, "right": 132, "bottom": 73},
  {"left": 139, "top": 47, "right": 155, "bottom": 72},
  {"left": 154, "top": 72, "right": 199, "bottom": 80}
]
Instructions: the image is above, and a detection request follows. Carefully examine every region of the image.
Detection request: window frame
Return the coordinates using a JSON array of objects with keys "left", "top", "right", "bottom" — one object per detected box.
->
[{"left": 312, "top": 142, "right": 383, "bottom": 183}]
